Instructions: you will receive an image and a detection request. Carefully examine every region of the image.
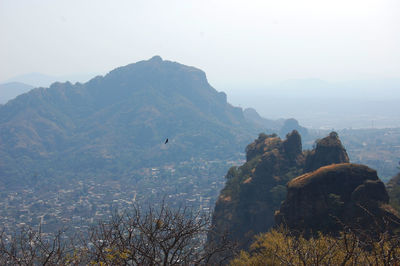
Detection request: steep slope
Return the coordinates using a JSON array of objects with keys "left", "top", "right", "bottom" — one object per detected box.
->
[
  {"left": 208, "top": 131, "right": 349, "bottom": 249},
  {"left": 0, "top": 56, "right": 259, "bottom": 187},
  {"left": 276, "top": 163, "right": 400, "bottom": 235},
  {"left": 305, "top": 131, "right": 349, "bottom": 172},
  {"left": 387, "top": 172, "right": 400, "bottom": 213},
  {"left": 242, "top": 108, "right": 284, "bottom": 132}
]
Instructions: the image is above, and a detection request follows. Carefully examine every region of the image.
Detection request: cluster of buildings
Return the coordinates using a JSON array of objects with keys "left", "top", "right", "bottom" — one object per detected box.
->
[{"left": 0, "top": 157, "right": 245, "bottom": 239}]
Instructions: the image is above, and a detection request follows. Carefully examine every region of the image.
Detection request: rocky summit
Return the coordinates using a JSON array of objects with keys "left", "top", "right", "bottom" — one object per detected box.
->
[
  {"left": 275, "top": 163, "right": 400, "bottom": 235},
  {"left": 208, "top": 131, "right": 350, "bottom": 249},
  {"left": 304, "top": 131, "right": 349, "bottom": 172}
]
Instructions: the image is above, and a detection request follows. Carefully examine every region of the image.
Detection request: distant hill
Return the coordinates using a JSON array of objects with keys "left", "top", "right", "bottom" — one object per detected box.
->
[
  {"left": 0, "top": 82, "right": 34, "bottom": 104},
  {"left": 3, "top": 72, "right": 95, "bottom": 88},
  {"left": 227, "top": 78, "right": 400, "bottom": 129},
  {"left": 0, "top": 56, "right": 275, "bottom": 187},
  {"left": 243, "top": 107, "right": 284, "bottom": 132},
  {"left": 3, "top": 73, "right": 58, "bottom": 88}
]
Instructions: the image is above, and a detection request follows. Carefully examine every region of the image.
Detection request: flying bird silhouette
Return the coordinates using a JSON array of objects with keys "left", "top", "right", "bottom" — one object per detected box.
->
[{"left": 165, "top": 138, "right": 168, "bottom": 144}]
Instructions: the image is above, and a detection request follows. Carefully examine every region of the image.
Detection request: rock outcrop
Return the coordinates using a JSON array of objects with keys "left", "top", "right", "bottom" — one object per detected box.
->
[
  {"left": 209, "top": 131, "right": 305, "bottom": 249},
  {"left": 275, "top": 163, "right": 400, "bottom": 235},
  {"left": 305, "top": 131, "right": 349, "bottom": 172},
  {"left": 387, "top": 172, "right": 400, "bottom": 213},
  {"left": 208, "top": 131, "right": 350, "bottom": 250}
]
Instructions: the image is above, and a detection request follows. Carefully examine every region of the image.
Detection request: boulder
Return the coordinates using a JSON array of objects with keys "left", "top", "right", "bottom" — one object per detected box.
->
[
  {"left": 275, "top": 163, "right": 400, "bottom": 235},
  {"left": 305, "top": 132, "right": 349, "bottom": 172}
]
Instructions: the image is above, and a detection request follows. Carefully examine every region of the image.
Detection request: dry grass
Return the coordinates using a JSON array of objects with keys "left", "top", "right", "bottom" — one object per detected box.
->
[{"left": 288, "top": 163, "right": 355, "bottom": 188}]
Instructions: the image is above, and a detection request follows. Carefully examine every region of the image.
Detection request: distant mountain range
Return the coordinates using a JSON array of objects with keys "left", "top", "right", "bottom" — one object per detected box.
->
[
  {"left": 0, "top": 56, "right": 304, "bottom": 187},
  {"left": 227, "top": 78, "right": 400, "bottom": 129},
  {"left": 0, "top": 82, "right": 34, "bottom": 104},
  {"left": 4, "top": 72, "right": 399, "bottom": 129},
  {"left": 0, "top": 73, "right": 96, "bottom": 104},
  {"left": 3, "top": 72, "right": 96, "bottom": 88}
]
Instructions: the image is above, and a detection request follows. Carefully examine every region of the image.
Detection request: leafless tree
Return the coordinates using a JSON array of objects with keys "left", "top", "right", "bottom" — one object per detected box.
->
[
  {"left": 78, "top": 202, "right": 235, "bottom": 265},
  {"left": 0, "top": 202, "right": 234, "bottom": 265},
  {"left": 0, "top": 226, "right": 70, "bottom": 265}
]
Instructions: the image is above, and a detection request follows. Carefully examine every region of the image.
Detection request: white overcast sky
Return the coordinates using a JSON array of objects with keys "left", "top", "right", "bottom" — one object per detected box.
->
[{"left": 1, "top": 0, "right": 399, "bottom": 88}]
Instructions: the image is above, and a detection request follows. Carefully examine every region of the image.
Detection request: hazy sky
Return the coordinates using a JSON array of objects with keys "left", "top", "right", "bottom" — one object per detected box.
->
[{"left": 1, "top": 0, "right": 399, "bottom": 89}]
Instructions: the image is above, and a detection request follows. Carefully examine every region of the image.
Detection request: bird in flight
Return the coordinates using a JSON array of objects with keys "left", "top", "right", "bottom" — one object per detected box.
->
[{"left": 165, "top": 138, "right": 168, "bottom": 144}]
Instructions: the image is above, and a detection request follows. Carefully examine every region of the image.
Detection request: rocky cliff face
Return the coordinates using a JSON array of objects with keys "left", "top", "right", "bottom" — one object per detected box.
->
[
  {"left": 208, "top": 131, "right": 349, "bottom": 249},
  {"left": 275, "top": 163, "right": 400, "bottom": 235},
  {"left": 305, "top": 131, "right": 349, "bottom": 172},
  {"left": 209, "top": 131, "right": 304, "bottom": 249},
  {"left": 387, "top": 172, "right": 400, "bottom": 213}
]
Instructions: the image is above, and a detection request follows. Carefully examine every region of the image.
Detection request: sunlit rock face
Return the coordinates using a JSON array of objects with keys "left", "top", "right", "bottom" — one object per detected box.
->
[
  {"left": 209, "top": 131, "right": 395, "bottom": 252},
  {"left": 304, "top": 131, "right": 349, "bottom": 172},
  {"left": 208, "top": 131, "right": 305, "bottom": 249},
  {"left": 275, "top": 163, "right": 400, "bottom": 235}
]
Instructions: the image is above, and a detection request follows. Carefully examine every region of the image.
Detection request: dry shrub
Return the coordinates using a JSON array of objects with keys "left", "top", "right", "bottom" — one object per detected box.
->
[{"left": 231, "top": 226, "right": 400, "bottom": 265}]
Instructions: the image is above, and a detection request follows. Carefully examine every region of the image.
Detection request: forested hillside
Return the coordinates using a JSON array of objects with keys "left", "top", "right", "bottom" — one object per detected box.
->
[{"left": 0, "top": 56, "right": 262, "bottom": 187}]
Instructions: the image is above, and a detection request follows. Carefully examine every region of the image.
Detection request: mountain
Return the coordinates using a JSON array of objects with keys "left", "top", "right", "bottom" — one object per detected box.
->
[
  {"left": 207, "top": 131, "right": 349, "bottom": 249},
  {"left": 227, "top": 78, "right": 400, "bottom": 129},
  {"left": 3, "top": 72, "right": 95, "bottom": 88},
  {"left": 3, "top": 73, "right": 58, "bottom": 88},
  {"left": 243, "top": 108, "right": 307, "bottom": 139},
  {"left": 276, "top": 163, "right": 400, "bottom": 235},
  {"left": 242, "top": 108, "right": 284, "bottom": 132},
  {"left": 279, "top": 118, "right": 308, "bottom": 139},
  {"left": 0, "top": 82, "right": 34, "bottom": 104},
  {"left": 0, "top": 56, "right": 267, "bottom": 187},
  {"left": 304, "top": 131, "right": 349, "bottom": 172}
]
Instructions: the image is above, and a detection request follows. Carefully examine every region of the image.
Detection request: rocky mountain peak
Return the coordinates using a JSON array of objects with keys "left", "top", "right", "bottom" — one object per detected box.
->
[
  {"left": 208, "top": 131, "right": 376, "bottom": 251},
  {"left": 0, "top": 58, "right": 262, "bottom": 187},
  {"left": 209, "top": 132, "right": 307, "bottom": 249},
  {"left": 305, "top": 131, "right": 349, "bottom": 172},
  {"left": 149, "top": 55, "right": 163, "bottom": 62},
  {"left": 275, "top": 163, "right": 400, "bottom": 235},
  {"left": 283, "top": 130, "right": 302, "bottom": 160},
  {"left": 245, "top": 133, "right": 280, "bottom": 161}
]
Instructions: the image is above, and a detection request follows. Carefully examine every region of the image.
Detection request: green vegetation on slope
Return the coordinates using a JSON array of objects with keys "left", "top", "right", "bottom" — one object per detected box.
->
[{"left": 0, "top": 56, "right": 261, "bottom": 187}]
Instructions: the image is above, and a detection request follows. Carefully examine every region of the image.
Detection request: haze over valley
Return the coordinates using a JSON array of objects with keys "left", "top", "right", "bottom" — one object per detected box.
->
[
  {"left": 3, "top": 75, "right": 400, "bottom": 130},
  {"left": 1, "top": 0, "right": 400, "bottom": 264},
  {"left": 227, "top": 78, "right": 400, "bottom": 129}
]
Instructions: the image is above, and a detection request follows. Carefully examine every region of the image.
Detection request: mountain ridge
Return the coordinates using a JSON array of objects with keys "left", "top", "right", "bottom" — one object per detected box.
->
[{"left": 0, "top": 57, "right": 264, "bottom": 187}]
